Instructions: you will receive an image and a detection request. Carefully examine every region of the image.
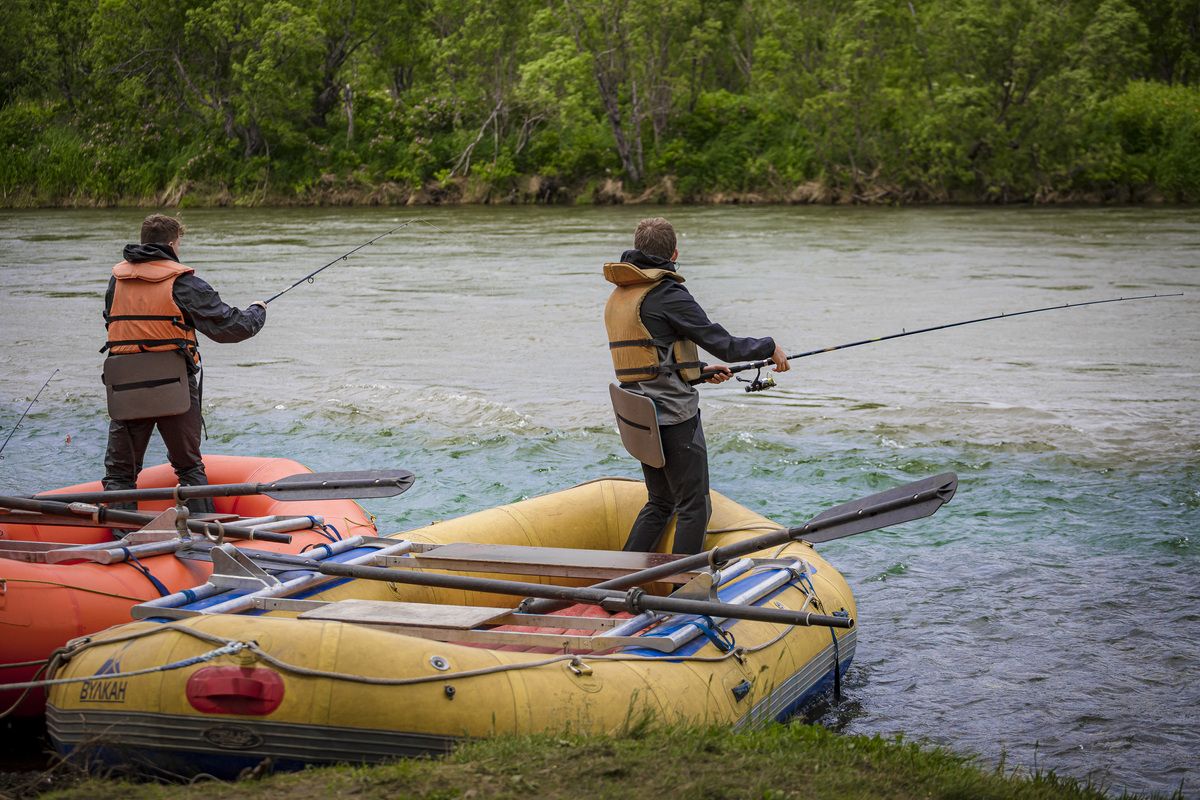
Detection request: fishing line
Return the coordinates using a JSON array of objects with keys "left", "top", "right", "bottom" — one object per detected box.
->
[
  {"left": 0, "top": 369, "right": 58, "bottom": 458},
  {"left": 699, "top": 292, "right": 1184, "bottom": 391},
  {"left": 264, "top": 218, "right": 446, "bottom": 304}
]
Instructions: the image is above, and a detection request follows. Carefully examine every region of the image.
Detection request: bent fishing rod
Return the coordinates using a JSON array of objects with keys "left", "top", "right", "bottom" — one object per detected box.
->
[
  {"left": 263, "top": 218, "right": 445, "bottom": 304},
  {"left": 0, "top": 369, "right": 58, "bottom": 458},
  {"left": 694, "top": 292, "right": 1184, "bottom": 392}
]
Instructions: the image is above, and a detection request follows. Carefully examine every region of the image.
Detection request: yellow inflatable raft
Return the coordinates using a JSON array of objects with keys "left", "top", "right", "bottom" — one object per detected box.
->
[{"left": 46, "top": 478, "right": 861, "bottom": 777}]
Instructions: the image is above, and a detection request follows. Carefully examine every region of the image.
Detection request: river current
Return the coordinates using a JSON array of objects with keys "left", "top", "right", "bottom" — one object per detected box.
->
[{"left": 1, "top": 206, "right": 1197, "bottom": 797}]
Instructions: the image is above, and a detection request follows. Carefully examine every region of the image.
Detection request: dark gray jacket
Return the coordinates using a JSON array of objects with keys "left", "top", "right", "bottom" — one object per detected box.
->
[{"left": 619, "top": 249, "right": 775, "bottom": 425}]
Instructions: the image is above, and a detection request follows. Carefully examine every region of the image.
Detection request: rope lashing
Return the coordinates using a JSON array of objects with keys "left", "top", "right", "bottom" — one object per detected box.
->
[{"left": 14, "top": 617, "right": 797, "bottom": 694}]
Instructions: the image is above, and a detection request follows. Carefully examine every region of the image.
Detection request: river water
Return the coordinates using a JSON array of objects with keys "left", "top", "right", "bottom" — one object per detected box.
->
[{"left": 1, "top": 206, "right": 1197, "bottom": 797}]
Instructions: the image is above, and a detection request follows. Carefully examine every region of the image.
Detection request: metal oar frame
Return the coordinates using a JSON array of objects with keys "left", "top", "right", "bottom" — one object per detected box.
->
[
  {"left": 114, "top": 471, "right": 960, "bottom": 654},
  {"left": 0, "top": 468, "right": 416, "bottom": 551},
  {"left": 0, "top": 495, "right": 295, "bottom": 544},
  {"left": 8, "top": 472, "right": 957, "bottom": 655},
  {"left": 131, "top": 538, "right": 847, "bottom": 655},
  {"left": 0, "top": 506, "right": 324, "bottom": 565}
]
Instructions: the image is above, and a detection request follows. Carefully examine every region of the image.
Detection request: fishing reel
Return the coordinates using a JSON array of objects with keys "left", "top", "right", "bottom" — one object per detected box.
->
[{"left": 737, "top": 368, "right": 776, "bottom": 393}]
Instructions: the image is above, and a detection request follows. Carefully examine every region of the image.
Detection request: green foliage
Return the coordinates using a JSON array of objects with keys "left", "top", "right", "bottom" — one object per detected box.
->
[
  {"left": 2, "top": 0, "right": 1199, "bottom": 205},
  {"left": 1111, "top": 81, "right": 1200, "bottom": 199},
  {"left": 656, "top": 90, "right": 814, "bottom": 197}
]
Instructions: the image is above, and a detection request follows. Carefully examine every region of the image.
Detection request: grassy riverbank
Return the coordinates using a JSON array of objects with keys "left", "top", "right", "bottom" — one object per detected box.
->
[{"left": 28, "top": 724, "right": 1180, "bottom": 800}]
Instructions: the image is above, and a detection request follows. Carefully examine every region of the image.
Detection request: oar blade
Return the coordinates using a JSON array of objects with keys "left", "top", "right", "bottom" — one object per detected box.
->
[
  {"left": 264, "top": 470, "right": 416, "bottom": 500},
  {"left": 803, "top": 472, "right": 958, "bottom": 543}
]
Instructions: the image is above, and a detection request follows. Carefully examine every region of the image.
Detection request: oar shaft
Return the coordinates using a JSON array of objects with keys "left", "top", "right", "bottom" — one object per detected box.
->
[
  {"left": 32, "top": 475, "right": 410, "bottom": 504},
  {"left": 35, "top": 482, "right": 270, "bottom": 504},
  {"left": 312, "top": 561, "right": 850, "bottom": 628},
  {"left": 607, "top": 591, "right": 852, "bottom": 628},
  {"left": 0, "top": 511, "right": 141, "bottom": 529},
  {"left": 0, "top": 496, "right": 292, "bottom": 544}
]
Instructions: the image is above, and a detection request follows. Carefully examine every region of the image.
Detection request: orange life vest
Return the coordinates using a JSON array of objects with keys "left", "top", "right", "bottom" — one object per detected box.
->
[{"left": 102, "top": 260, "right": 200, "bottom": 365}]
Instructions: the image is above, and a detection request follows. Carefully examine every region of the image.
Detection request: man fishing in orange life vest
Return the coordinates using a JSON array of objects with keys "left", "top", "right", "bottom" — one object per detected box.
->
[
  {"left": 604, "top": 217, "right": 789, "bottom": 555},
  {"left": 101, "top": 214, "right": 267, "bottom": 515}
]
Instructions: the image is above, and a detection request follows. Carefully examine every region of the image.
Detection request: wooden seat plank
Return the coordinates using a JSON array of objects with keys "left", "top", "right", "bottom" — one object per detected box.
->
[
  {"left": 397, "top": 543, "right": 698, "bottom": 583},
  {"left": 300, "top": 599, "right": 514, "bottom": 629}
]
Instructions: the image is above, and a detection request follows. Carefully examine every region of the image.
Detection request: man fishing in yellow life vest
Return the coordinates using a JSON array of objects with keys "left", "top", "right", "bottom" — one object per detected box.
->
[
  {"left": 100, "top": 214, "right": 267, "bottom": 515},
  {"left": 604, "top": 217, "right": 789, "bottom": 555}
]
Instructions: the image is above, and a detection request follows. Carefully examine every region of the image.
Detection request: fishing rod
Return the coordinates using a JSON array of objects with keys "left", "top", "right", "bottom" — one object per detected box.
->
[
  {"left": 695, "top": 292, "right": 1184, "bottom": 392},
  {"left": 264, "top": 218, "right": 445, "bottom": 304},
  {"left": 0, "top": 369, "right": 58, "bottom": 458}
]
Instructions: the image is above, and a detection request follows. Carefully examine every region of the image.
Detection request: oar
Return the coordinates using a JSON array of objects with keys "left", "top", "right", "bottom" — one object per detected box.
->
[
  {"left": 0, "top": 511, "right": 130, "bottom": 529},
  {"left": 28, "top": 469, "right": 416, "bottom": 504},
  {"left": 221, "top": 546, "right": 852, "bottom": 629},
  {"left": 519, "top": 471, "right": 958, "bottom": 615},
  {"left": 0, "top": 495, "right": 293, "bottom": 544}
]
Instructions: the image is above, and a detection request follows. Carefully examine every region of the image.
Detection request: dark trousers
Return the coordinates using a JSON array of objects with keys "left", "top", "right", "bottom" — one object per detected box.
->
[
  {"left": 102, "top": 374, "right": 214, "bottom": 513},
  {"left": 623, "top": 412, "right": 712, "bottom": 555}
]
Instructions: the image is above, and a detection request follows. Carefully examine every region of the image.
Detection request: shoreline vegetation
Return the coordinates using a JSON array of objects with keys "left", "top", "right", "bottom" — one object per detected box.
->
[
  {"left": 17, "top": 724, "right": 1185, "bottom": 800},
  {"left": 0, "top": 172, "right": 1190, "bottom": 209},
  {"left": 3, "top": 1, "right": 1199, "bottom": 209}
]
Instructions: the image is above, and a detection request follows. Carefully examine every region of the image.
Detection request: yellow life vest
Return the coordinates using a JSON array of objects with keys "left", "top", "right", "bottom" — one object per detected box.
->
[
  {"left": 603, "top": 262, "right": 702, "bottom": 383},
  {"left": 102, "top": 260, "right": 200, "bottom": 365}
]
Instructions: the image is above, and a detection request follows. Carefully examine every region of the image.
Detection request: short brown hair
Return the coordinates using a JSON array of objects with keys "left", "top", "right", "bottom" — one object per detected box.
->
[
  {"left": 140, "top": 214, "right": 185, "bottom": 245},
  {"left": 634, "top": 217, "right": 676, "bottom": 260}
]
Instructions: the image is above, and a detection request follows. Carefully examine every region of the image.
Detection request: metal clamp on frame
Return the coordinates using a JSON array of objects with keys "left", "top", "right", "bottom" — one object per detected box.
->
[{"left": 208, "top": 544, "right": 282, "bottom": 591}]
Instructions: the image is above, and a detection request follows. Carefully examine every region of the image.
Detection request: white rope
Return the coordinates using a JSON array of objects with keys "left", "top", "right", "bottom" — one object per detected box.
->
[{"left": 0, "top": 642, "right": 247, "bottom": 691}]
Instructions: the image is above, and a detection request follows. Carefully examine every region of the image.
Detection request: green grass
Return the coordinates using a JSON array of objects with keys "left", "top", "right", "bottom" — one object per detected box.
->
[{"left": 38, "top": 723, "right": 1180, "bottom": 800}]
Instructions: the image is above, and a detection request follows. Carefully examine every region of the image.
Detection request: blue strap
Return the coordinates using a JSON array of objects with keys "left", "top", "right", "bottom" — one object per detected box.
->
[
  {"left": 308, "top": 519, "right": 340, "bottom": 543},
  {"left": 829, "top": 609, "right": 850, "bottom": 703},
  {"left": 181, "top": 588, "right": 197, "bottom": 604},
  {"left": 796, "top": 570, "right": 817, "bottom": 596},
  {"left": 688, "top": 615, "right": 736, "bottom": 653},
  {"left": 300, "top": 542, "right": 334, "bottom": 558},
  {"left": 120, "top": 547, "right": 171, "bottom": 597}
]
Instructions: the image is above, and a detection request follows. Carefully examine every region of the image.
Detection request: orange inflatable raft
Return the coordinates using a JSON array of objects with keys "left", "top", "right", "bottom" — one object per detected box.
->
[{"left": 0, "top": 455, "right": 377, "bottom": 718}]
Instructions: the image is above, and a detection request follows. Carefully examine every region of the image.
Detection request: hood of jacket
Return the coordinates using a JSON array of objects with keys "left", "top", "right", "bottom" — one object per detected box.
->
[
  {"left": 619, "top": 249, "right": 677, "bottom": 272},
  {"left": 122, "top": 242, "right": 180, "bottom": 264}
]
